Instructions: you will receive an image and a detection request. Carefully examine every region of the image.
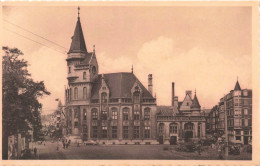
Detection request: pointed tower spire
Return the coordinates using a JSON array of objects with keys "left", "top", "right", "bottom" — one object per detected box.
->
[
  {"left": 191, "top": 89, "right": 201, "bottom": 109},
  {"left": 68, "top": 7, "right": 87, "bottom": 54},
  {"left": 131, "top": 65, "right": 133, "bottom": 73},
  {"left": 234, "top": 77, "right": 241, "bottom": 91}
]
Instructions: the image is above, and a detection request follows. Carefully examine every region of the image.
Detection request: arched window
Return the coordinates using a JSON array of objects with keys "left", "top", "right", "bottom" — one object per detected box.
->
[
  {"left": 133, "top": 86, "right": 140, "bottom": 103},
  {"left": 170, "top": 123, "right": 178, "bottom": 134},
  {"left": 101, "top": 92, "right": 107, "bottom": 103},
  {"left": 112, "top": 107, "right": 118, "bottom": 120},
  {"left": 83, "top": 87, "right": 87, "bottom": 99},
  {"left": 144, "top": 108, "right": 151, "bottom": 120},
  {"left": 123, "top": 107, "right": 129, "bottom": 120},
  {"left": 74, "top": 87, "right": 78, "bottom": 100},
  {"left": 83, "top": 72, "right": 86, "bottom": 80},
  {"left": 91, "top": 108, "right": 98, "bottom": 120}
]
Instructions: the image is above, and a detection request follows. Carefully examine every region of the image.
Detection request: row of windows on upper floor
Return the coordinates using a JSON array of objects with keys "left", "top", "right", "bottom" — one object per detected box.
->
[
  {"left": 67, "top": 107, "right": 152, "bottom": 121},
  {"left": 66, "top": 87, "right": 155, "bottom": 103}
]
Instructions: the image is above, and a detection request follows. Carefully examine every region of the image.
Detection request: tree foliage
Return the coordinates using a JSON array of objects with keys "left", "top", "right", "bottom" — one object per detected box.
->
[{"left": 2, "top": 46, "right": 50, "bottom": 139}]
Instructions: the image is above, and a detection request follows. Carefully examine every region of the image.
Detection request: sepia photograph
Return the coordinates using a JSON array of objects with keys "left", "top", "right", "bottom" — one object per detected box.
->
[{"left": 1, "top": 1, "right": 259, "bottom": 164}]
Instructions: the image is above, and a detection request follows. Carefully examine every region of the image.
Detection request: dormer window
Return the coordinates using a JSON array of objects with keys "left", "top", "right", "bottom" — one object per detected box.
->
[
  {"left": 244, "top": 90, "right": 248, "bottom": 96},
  {"left": 83, "top": 72, "right": 86, "bottom": 80},
  {"left": 101, "top": 92, "right": 107, "bottom": 103},
  {"left": 133, "top": 86, "right": 140, "bottom": 104}
]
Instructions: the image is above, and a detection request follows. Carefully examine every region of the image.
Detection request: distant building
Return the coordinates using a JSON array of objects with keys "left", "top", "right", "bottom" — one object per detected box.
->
[
  {"left": 64, "top": 8, "right": 157, "bottom": 144},
  {"left": 156, "top": 83, "right": 207, "bottom": 144},
  {"left": 209, "top": 80, "right": 252, "bottom": 145}
]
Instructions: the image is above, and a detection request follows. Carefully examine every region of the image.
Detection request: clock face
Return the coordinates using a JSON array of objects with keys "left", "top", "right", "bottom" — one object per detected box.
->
[{"left": 92, "top": 66, "right": 96, "bottom": 74}]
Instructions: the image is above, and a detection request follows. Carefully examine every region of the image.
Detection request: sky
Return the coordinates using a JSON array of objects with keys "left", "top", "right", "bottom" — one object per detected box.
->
[{"left": 2, "top": 6, "right": 252, "bottom": 115}]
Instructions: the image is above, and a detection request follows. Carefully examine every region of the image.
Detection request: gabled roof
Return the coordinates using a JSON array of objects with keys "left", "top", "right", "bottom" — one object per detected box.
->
[
  {"left": 191, "top": 93, "right": 201, "bottom": 109},
  {"left": 91, "top": 72, "right": 154, "bottom": 99},
  {"left": 234, "top": 80, "right": 241, "bottom": 91},
  {"left": 68, "top": 18, "right": 87, "bottom": 54}
]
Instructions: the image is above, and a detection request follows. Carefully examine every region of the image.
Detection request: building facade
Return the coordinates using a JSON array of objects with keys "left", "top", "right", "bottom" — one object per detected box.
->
[
  {"left": 209, "top": 80, "right": 252, "bottom": 145},
  {"left": 64, "top": 10, "right": 157, "bottom": 144},
  {"left": 156, "top": 83, "right": 207, "bottom": 145}
]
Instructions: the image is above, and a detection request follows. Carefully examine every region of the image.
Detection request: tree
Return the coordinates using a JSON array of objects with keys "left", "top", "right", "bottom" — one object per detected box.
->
[{"left": 2, "top": 46, "right": 50, "bottom": 159}]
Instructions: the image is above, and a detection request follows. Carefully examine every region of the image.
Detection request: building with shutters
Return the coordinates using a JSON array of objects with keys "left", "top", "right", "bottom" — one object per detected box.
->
[
  {"left": 64, "top": 8, "right": 157, "bottom": 144},
  {"left": 156, "top": 83, "right": 207, "bottom": 145}
]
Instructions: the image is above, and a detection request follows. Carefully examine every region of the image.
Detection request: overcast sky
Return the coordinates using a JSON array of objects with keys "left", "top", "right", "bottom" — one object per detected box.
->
[{"left": 3, "top": 6, "right": 252, "bottom": 114}]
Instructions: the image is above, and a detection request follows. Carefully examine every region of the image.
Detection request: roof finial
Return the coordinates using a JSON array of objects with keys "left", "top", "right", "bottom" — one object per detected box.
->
[
  {"left": 237, "top": 76, "right": 238, "bottom": 81},
  {"left": 195, "top": 88, "right": 196, "bottom": 94},
  {"left": 78, "top": 6, "right": 80, "bottom": 19},
  {"left": 131, "top": 65, "right": 133, "bottom": 73},
  {"left": 93, "top": 45, "right": 95, "bottom": 52}
]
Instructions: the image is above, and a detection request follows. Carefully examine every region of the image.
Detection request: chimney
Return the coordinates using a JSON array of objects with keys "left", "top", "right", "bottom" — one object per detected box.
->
[
  {"left": 174, "top": 96, "right": 178, "bottom": 107},
  {"left": 148, "top": 74, "right": 153, "bottom": 95},
  {"left": 172, "top": 82, "right": 175, "bottom": 106}
]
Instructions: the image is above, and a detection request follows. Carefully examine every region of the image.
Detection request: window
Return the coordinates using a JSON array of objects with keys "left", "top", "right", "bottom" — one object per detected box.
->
[
  {"left": 112, "top": 126, "right": 117, "bottom": 138},
  {"left": 235, "top": 130, "right": 240, "bottom": 135},
  {"left": 123, "top": 108, "right": 129, "bottom": 120},
  {"left": 144, "top": 108, "right": 150, "bottom": 120},
  {"left": 144, "top": 126, "right": 150, "bottom": 138},
  {"left": 123, "top": 126, "right": 129, "bottom": 138},
  {"left": 244, "top": 130, "right": 248, "bottom": 135},
  {"left": 198, "top": 123, "right": 201, "bottom": 138},
  {"left": 234, "top": 119, "right": 242, "bottom": 127},
  {"left": 112, "top": 108, "right": 118, "bottom": 120},
  {"left": 83, "top": 72, "right": 86, "bottom": 80},
  {"left": 243, "top": 90, "right": 248, "bottom": 96},
  {"left": 74, "top": 87, "right": 78, "bottom": 100},
  {"left": 236, "top": 136, "right": 241, "bottom": 141},
  {"left": 133, "top": 86, "right": 140, "bottom": 103},
  {"left": 159, "top": 124, "right": 164, "bottom": 134},
  {"left": 187, "top": 102, "right": 189, "bottom": 106},
  {"left": 101, "top": 110, "right": 107, "bottom": 120},
  {"left": 68, "top": 67, "right": 71, "bottom": 73},
  {"left": 184, "top": 123, "right": 193, "bottom": 130},
  {"left": 244, "top": 109, "right": 248, "bottom": 115},
  {"left": 74, "top": 109, "right": 79, "bottom": 118},
  {"left": 134, "top": 109, "right": 140, "bottom": 120},
  {"left": 74, "top": 121, "right": 78, "bottom": 127},
  {"left": 244, "top": 119, "right": 248, "bottom": 126},
  {"left": 83, "top": 109, "right": 87, "bottom": 120},
  {"left": 170, "top": 124, "right": 177, "bottom": 134},
  {"left": 101, "top": 93, "right": 107, "bottom": 103},
  {"left": 235, "top": 109, "right": 241, "bottom": 116},
  {"left": 83, "top": 87, "right": 87, "bottom": 99},
  {"left": 91, "top": 109, "right": 98, "bottom": 120},
  {"left": 102, "top": 126, "right": 107, "bottom": 138},
  {"left": 133, "top": 126, "right": 139, "bottom": 139},
  {"left": 70, "top": 88, "right": 72, "bottom": 100},
  {"left": 92, "top": 126, "right": 98, "bottom": 138}
]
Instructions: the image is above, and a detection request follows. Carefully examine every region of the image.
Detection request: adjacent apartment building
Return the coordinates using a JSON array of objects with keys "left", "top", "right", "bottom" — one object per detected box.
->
[
  {"left": 64, "top": 9, "right": 157, "bottom": 144},
  {"left": 209, "top": 80, "right": 252, "bottom": 145}
]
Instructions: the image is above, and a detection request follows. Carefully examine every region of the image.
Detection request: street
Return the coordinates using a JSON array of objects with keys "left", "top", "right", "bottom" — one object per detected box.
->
[{"left": 32, "top": 141, "right": 252, "bottom": 160}]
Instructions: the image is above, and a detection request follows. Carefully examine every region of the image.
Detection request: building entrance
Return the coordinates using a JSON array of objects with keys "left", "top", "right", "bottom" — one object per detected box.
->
[
  {"left": 184, "top": 131, "right": 193, "bottom": 142},
  {"left": 170, "top": 136, "right": 177, "bottom": 145},
  {"left": 159, "top": 136, "right": 164, "bottom": 144}
]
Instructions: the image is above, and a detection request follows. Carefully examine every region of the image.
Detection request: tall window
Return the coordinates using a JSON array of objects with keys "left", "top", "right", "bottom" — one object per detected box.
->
[
  {"left": 144, "top": 108, "right": 150, "bottom": 120},
  {"left": 123, "top": 126, "right": 129, "bottom": 138},
  {"left": 92, "top": 126, "right": 98, "bottom": 138},
  {"left": 101, "top": 109, "right": 107, "bottom": 120},
  {"left": 198, "top": 123, "right": 201, "bottom": 138},
  {"left": 83, "top": 87, "right": 87, "bottom": 99},
  {"left": 133, "top": 126, "right": 139, "bottom": 138},
  {"left": 170, "top": 124, "right": 177, "bottom": 134},
  {"left": 74, "top": 87, "right": 78, "bottom": 100},
  {"left": 74, "top": 109, "right": 79, "bottom": 118},
  {"left": 74, "top": 121, "right": 78, "bottom": 127},
  {"left": 70, "top": 88, "right": 72, "bottom": 100},
  {"left": 101, "top": 93, "right": 107, "bottom": 103},
  {"left": 159, "top": 123, "right": 164, "bottom": 134},
  {"left": 244, "top": 118, "right": 248, "bottom": 126},
  {"left": 83, "top": 109, "right": 87, "bottom": 120},
  {"left": 112, "top": 126, "right": 117, "bottom": 138},
  {"left": 134, "top": 108, "right": 140, "bottom": 120},
  {"left": 244, "top": 109, "right": 248, "bottom": 115},
  {"left": 83, "top": 72, "right": 86, "bottom": 80},
  {"left": 102, "top": 126, "right": 107, "bottom": 138},
  {"left": 68, "top": 67, "right": 71, "bottom": 73},
  {"left": 112, "top": 108, "right": 118, "bottom": 120},
  {"left": 144, "top": 126, "right": 150, "bottom": 138},
  {"left": 234, "top": 118, "right": 242, "bottom": 127},
  {"left": 133, "top": 86, "right": 140, "bottom": 103},
  {"left": 123, "top": 108, "right": 129, "bottom": 120},
  {"left": 91, "top": 109, "right": 98, "bottom": 120}
]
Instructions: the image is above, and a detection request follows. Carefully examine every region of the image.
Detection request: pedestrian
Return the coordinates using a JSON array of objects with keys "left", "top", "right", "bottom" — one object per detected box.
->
[
  {"left": 218, "top": 143, "right": 223, "bottom": 159},
  {"left": 197, "top": 141, "right": 202, "bottom": 155},
  {"left": 34, "top": 147, "right": 37, "bottom": 158},
  {"left": 77, "top": 141, "right": 80, "bottom": 147}
]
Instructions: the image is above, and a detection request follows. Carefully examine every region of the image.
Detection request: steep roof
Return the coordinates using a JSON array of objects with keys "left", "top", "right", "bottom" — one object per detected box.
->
[
  {"left": 91, "top": 72, "right": 154, "bottom": 99},
  {"left": 68, "top": 18, "right": 87, "bottom": 54},
  {"left": 234, "top": 80, "right": 241, "bottom": 91},
  {"left": 191, "top": 93, "right": 201, "bottom": 109},
  {"left": 157, "top": 106, "right": 173, "bottom": 116}
]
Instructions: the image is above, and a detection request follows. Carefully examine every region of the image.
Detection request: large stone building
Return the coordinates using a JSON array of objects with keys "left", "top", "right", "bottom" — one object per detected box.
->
[
  {"left": 64, "top": 9, "right": 157, "bottom": 144},
  {"left": 209, "top": 80, "right": 252, "bottom": 145},
  {"left": 156, "top": 83, "right": 206, "bottom": 145}
]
